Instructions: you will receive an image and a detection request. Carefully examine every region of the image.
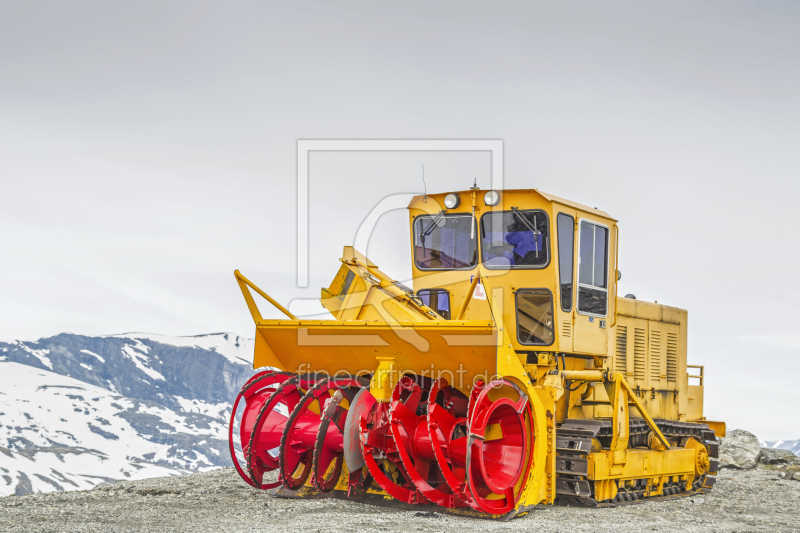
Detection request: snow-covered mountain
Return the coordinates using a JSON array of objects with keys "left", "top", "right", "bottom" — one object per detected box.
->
[
  {"left": 761, "top": 439, "right": 800, "bottom": 455},
  {"left": 0, "top": 333, "right": 254, "bottom": 411},
  {"left": 0, "top": 333, "right": 257, "bottom": 497}
]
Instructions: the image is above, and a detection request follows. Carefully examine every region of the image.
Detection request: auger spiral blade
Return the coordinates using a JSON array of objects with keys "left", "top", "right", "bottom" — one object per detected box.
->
[
  {"left": 426, "top": 377, "right": 470, "bottom": 503},
  {"left": 356, "top": 374, "right": 536, "bottom": 515},
  {"left": 465, "top": 378, "right": 534, "bottom": 515},
  {"left": 228, "top": 371, "right": 294, "bottom": 488},
  {"left": 246, "top": 373, "right": 324, "bottom": 489},
  {"left": 359, "top": 376, "right": 428, "bottom": 505},
  {"left": 390, "top": 376, "right": 466, "bottom": 508},
  {"left": 311, "top": 389, "right": 349, "bottom": 492},
  {"left": 277, "top": 374, "right": 365, "bottom": 492}
]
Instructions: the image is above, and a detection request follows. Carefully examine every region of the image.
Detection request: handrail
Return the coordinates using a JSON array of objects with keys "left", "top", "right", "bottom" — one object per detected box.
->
[
  {"left": 687, "top": 364, "right": 704, "bottom": 386},
  {"left": 456, "top": 274, "right": 480, "bottom": 321},
  {"left": 617, "top": 373, "right": 671, "bottom": 450},
  {"left": 234, "top": 270, "right": 298, "bottom": 323},
  {"left": 559, "top": 370, "right": 605, "bottom": 382},
  {"left": 611, "top": 223, "right": 619, "bottom": 328}
]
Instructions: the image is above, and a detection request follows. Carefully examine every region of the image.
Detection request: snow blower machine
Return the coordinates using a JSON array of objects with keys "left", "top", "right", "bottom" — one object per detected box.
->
[{"left": 228, "top": 187, "right": 725, "bottom": 520}]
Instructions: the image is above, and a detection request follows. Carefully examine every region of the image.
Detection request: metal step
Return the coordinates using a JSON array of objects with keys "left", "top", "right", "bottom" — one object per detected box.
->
[
  {"left": 556, "top": 455, "right": 588, "bottom": 476},
  {"left": 555, "top": 431, "right": 593, "bottom": 456},
  {"left": 555, "top": 478, "right": 592, "bottom": 498}
]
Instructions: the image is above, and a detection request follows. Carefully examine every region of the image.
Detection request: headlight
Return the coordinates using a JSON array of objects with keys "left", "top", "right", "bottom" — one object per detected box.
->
[
  {"left": 443, "top": 193, "right": 460, "bottom": 209},
  {"left": 484, "top": 190, "right": 500, "bottom": 206}
]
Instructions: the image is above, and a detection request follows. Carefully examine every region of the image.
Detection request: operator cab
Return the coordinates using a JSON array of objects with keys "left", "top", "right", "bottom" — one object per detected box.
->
[{"left": 408, "top": 188, "right": 618, "bottom": 359}]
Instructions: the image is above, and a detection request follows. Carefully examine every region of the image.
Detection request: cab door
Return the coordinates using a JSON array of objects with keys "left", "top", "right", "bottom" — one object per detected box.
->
[
  {"left": 572, "top": 218, "right": 611, "bottom": 355},
  {"left": 555, "top": 211, "right": 576, "bottom": 353}
]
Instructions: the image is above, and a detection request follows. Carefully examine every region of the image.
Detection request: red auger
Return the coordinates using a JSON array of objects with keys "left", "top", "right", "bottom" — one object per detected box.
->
[{"left": 229, "top": 371, "right": 534, "bottom": 516}]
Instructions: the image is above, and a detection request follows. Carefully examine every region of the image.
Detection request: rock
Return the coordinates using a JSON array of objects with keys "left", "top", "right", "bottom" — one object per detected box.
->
[
  {"left": 785, "top": 465, "right": 800, "bottom": 477},
  {"left": 719, "top": 429, "right": 761, "bottom": 469},
  {"left": 759, "top": 448, "right": 800, "bottom": 465},
  {"left": 13, "top": 472, "right": 32, "bottom": 496},
  {"left": 793, "top": 472, "right": 800, "bottom": 482}
]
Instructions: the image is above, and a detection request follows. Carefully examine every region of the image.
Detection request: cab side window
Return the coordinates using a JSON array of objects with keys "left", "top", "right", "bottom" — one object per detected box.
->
[
  {"left": 557, "top": 214, "right": 575, "bottom": 312},
  {"left": 516, "top": 289, "right": 554, "bottom": 346},
  {"left": 577, "top": 221, "right": 609, "bottom": 316},
  {"left": 417, "top": 289, "right": 451, "bottom": 320}
]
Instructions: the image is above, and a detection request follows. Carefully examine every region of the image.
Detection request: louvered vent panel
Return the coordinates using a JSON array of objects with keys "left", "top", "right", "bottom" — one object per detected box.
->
[
  {"left": 561, "top": 321, "right": 571, "bottom": 337},
  {"left": 666, "top": 332, "right": 678, "bottom": 382},
  {"left": 615, "top": 326, "right": 627, "bottom": 373},
  {"left": 633, "top": 327, "right": 647, "bottom": 381},
  {"left": 650, "top": 330, "right": 662, "bottom": 381}
]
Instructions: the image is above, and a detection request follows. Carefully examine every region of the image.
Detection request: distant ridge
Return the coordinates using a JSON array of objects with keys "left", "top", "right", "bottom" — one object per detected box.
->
[{"left": 760, "top": 439, "right": 800, "bottom": 456}]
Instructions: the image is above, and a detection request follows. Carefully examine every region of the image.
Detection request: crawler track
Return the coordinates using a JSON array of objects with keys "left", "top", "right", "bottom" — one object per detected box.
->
[{"left": 555, "top": 418, "right": 719, "bottom": 507}]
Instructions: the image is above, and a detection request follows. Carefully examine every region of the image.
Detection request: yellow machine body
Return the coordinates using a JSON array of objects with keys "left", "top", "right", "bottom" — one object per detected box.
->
[{"left": 235, "top": 187, "right": 724, "bottom": 518}]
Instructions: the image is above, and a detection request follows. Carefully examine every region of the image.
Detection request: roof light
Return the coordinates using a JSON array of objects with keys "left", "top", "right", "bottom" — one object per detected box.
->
[
  {"left": 484, "top": 190, "right": 500, "bottom": 206},
  {"left": 443, "top": 193, "right": 460, "bottom": 209}
]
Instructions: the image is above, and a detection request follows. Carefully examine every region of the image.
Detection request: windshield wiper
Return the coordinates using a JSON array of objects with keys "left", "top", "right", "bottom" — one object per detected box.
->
[
  {"left": 511, "top": 207, "right": 541, "bottom": 258},
  {"left": 419, "top": 210, "right": 446, "bottom": 258}
]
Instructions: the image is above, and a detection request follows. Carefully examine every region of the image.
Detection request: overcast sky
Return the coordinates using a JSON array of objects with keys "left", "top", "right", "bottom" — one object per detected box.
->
[{"left": 0, "top": 1, "right": 798, "bottom": 439}]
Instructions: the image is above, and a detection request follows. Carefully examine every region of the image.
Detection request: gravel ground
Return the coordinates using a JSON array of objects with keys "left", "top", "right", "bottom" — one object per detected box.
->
[{"left": 1, "top": 466, "right": 798, "bottom": 532}]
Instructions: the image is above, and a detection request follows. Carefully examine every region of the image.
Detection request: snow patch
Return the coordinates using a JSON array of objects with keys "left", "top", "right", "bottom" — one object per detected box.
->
[
  {"left": 110, "top": 332, "right": 252, "bottom": 366},
  {"left": 80, "top": 349, "right": 105, "bottom": 363},
  {"left": 80, "top": 363, "right": 92, "bottom": 371},
  {"left": 175, "top": 397, "right": 229, "bottom": 418},
  {"left": 17, "top": 342, "right": 53, "bottom": 369},
  {"left": 120, "top": 344, "right": 165, "bottom": 381}
]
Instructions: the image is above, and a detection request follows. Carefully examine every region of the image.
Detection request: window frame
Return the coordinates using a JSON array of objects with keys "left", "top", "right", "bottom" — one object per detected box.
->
[
  {"left": 515, "top": 288, "right": 555, "bottom": 347},
  {"left": 416, "top": 288, "right": 451, "bottom": 320},
  {"left": 413, "top": 213, "right": 478, "bottom": 272},
  {"left": 576, "top": 218, "right": 610, "bottom": 318},
  {"left": 556, "top": 213, "right": 575, "bottom": 313},
  {"left": 478, "top": 209, "right": 551, "bottom": 270}
]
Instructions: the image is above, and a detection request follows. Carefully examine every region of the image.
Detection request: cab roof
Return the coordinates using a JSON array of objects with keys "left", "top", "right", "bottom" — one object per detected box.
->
[{"left": 408, "top": 188, "right": 615, "bottom": 221}]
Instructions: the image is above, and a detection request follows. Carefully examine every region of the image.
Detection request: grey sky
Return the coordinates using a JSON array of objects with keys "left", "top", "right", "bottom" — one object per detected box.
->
[{"left": 0, "top": 1, "right": 798, "bottom": 438}]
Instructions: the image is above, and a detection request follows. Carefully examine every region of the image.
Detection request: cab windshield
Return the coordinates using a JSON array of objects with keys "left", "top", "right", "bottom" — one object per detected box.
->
[
  {"left": 413, "top": 214, "right": 477, "bottom": 270},
  {"left": 480, "top": 209, "right": 549, "bottom": 268}
]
